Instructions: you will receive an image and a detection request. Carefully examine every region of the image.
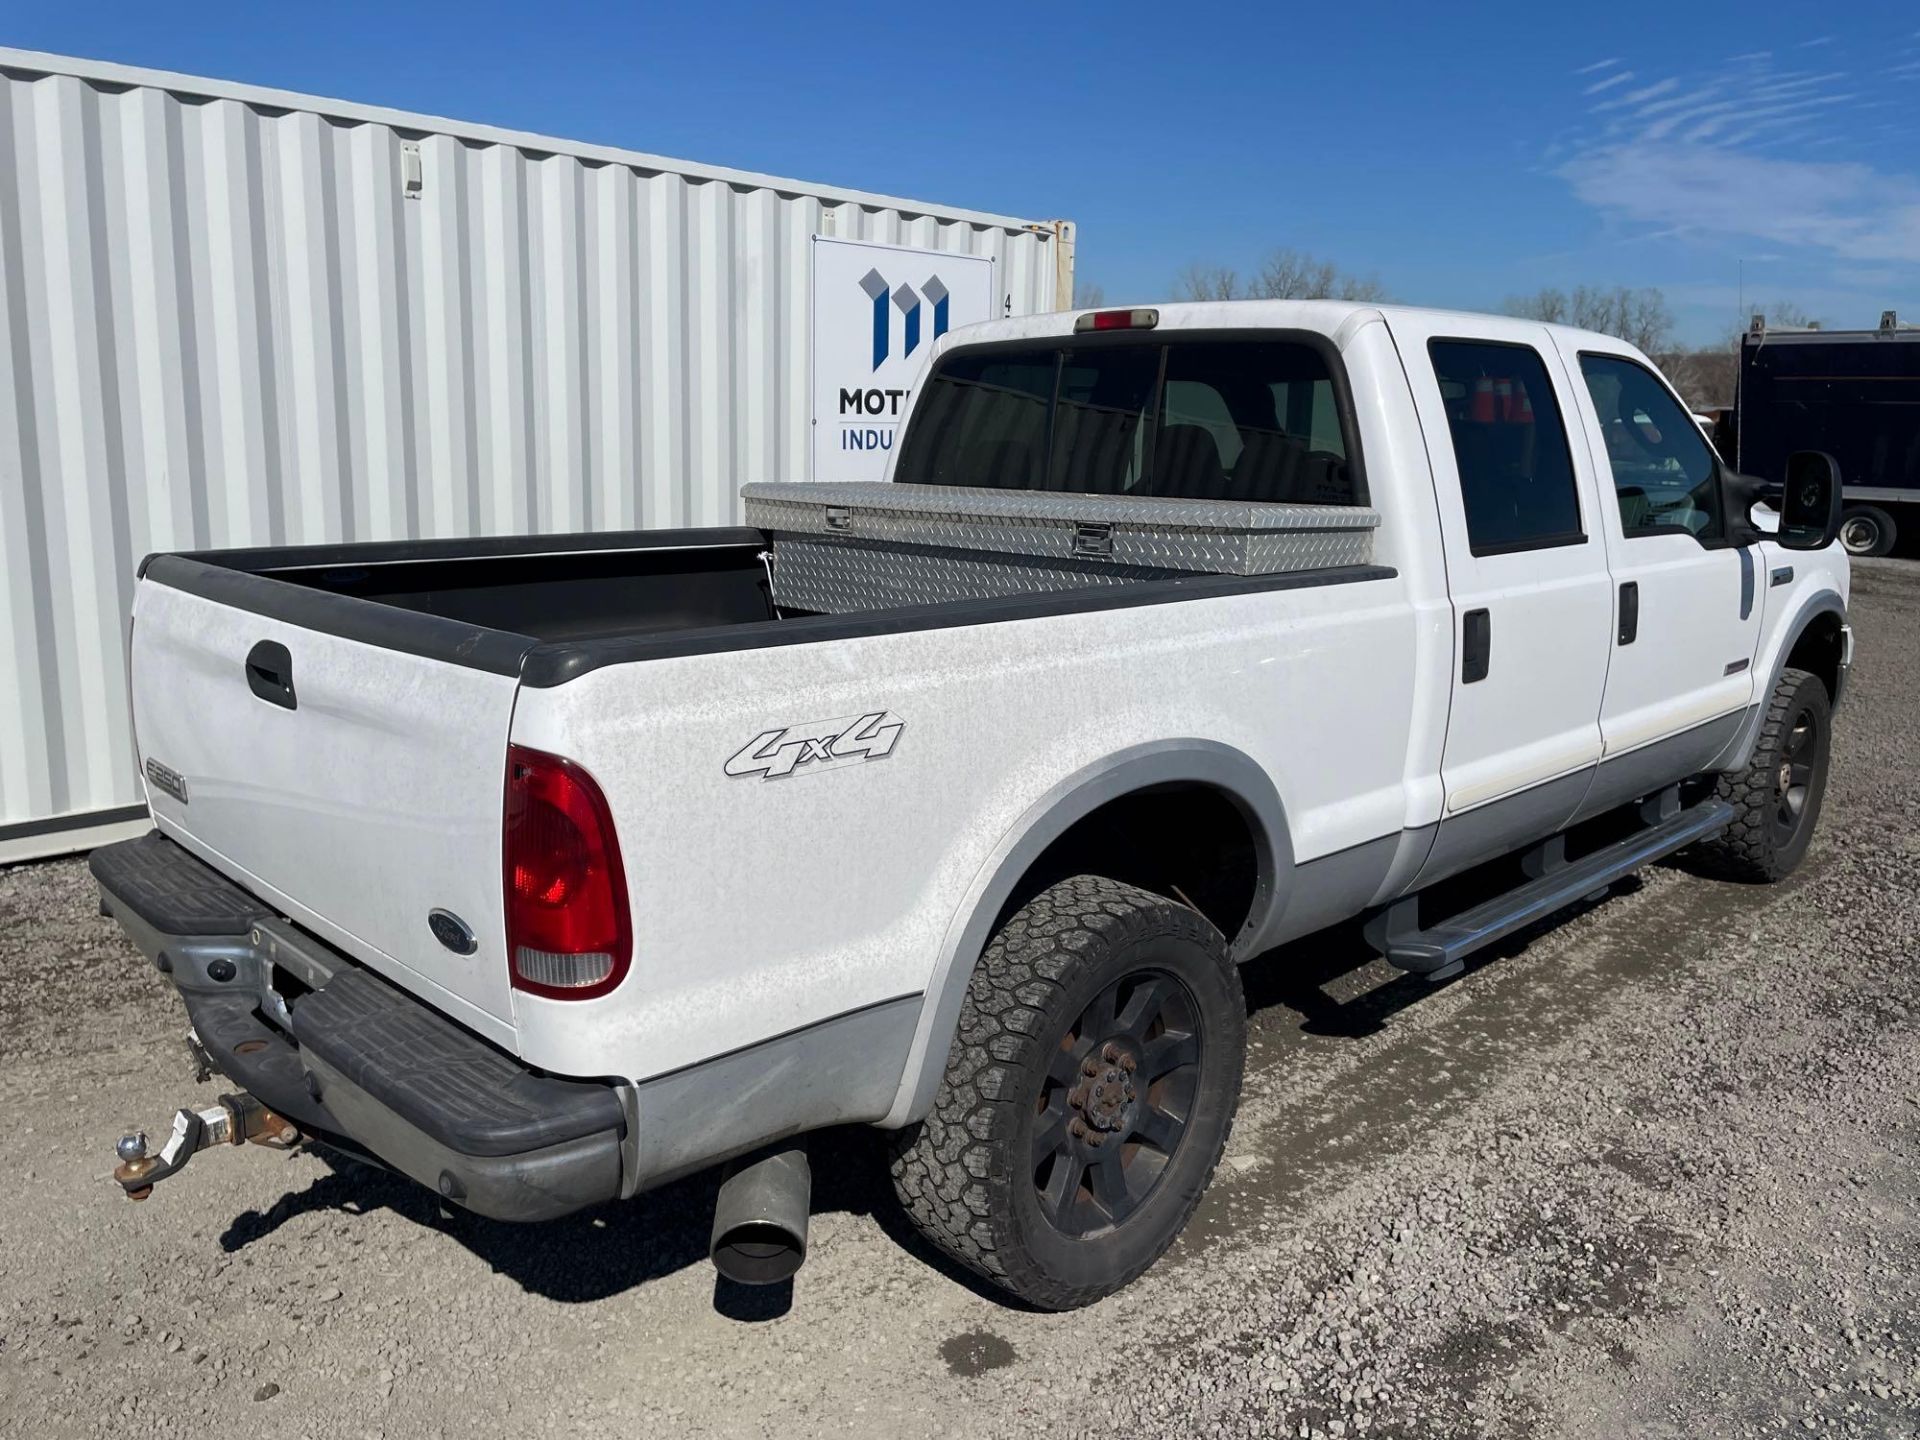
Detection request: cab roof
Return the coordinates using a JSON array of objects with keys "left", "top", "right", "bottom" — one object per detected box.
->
[{"left": 933, "top": 299, "right": 1644, "bottom": 363}]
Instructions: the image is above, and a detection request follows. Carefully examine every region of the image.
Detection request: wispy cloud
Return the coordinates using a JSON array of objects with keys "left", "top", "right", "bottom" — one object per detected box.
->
[
  {"left": 1573, "top": 57, "right": 1620, "bottom": 75},
  {"left": 1552, "top": 41, "right": 1920, "bottom": 270},
  {"left": 1591, "top": 76, "right": 1682, "bottom": 112},
  {"left": 1562, "top": 147, "right": 1920, "bottom": 265}
]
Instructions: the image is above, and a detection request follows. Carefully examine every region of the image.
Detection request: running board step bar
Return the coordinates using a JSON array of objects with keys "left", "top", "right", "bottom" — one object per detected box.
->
[{"left": 1369, "top": 795, "right": 1736, "bottom": 982}]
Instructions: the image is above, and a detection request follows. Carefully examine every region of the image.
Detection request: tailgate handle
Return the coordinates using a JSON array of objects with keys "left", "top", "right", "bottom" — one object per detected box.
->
[{"left": 245, "top": 640, "right": 297, "bottom": 710}]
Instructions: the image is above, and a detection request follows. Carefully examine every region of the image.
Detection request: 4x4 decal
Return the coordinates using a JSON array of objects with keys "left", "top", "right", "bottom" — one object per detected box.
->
[{"left": 724, "top": 711, "right": 904, "bottom": 781}]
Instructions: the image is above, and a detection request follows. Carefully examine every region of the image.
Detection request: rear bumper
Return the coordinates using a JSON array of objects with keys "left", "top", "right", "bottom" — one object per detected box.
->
[{"left": 91, "top": 835, "right": 627, "bottom": 1222}]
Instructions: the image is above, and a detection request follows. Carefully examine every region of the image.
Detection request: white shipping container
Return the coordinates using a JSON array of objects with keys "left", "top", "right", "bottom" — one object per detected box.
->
[{"left": 0, "top": 48, "right": 1074, "bottom": 859}]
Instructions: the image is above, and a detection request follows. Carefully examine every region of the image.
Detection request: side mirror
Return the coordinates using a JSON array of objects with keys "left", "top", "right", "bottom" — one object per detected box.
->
[{"left": 1777, "top": 450, "right": 1843, "bottom": 551}]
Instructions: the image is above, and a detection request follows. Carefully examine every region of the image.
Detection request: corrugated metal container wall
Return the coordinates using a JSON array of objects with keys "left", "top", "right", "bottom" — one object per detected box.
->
[{"left": 0, "top": 50, "right": 1070, "bottom": 858}]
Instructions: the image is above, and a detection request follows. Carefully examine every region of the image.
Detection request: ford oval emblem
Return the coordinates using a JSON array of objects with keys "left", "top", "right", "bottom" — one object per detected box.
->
[{"left": 427, "top": 909, "right": 477, "bottom": 956}]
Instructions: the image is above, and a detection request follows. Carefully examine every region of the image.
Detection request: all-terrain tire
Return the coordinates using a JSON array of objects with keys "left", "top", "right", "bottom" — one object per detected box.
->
[
  {"left": 1688, "top": 666, "right": 1832, "bottom": 883},
  {"left": 889, "top": 875, "right": 1245, "bottom": 1311}
]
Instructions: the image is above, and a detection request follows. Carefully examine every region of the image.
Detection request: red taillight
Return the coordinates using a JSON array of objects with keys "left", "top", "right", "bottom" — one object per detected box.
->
[
  {"left": 503, "top": 745, "right": 631, "bottom": 1000},
  {"left": 1075, "top": 307, "right": 1160, "bottom": 333}
]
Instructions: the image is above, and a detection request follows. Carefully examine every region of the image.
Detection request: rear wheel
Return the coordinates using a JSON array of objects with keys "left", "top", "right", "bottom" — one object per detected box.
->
[
  {"left": 1839, "top": 505, "right": 1896, "bottom": 558},
  {"left": 1688, "top": 666, "right": 1832, "bottom": 882},
  {"left": 890, "top": 875, "right": 1245, "bottom": 1310}
]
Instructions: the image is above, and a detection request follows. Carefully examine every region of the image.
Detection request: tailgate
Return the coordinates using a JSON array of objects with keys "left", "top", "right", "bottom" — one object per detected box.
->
[{"left": 130, "top": 574, "right": 522, "bottom": 1040}]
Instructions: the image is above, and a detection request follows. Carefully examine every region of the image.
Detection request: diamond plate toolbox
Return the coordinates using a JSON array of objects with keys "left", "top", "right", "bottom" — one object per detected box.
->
[{"left": 742, "top": 481, "right": 1381, "bottom": 614}]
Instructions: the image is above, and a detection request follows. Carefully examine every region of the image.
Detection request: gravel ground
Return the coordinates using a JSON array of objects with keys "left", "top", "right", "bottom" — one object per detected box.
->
[{"left": 1, "top": 560, "right": 1916, "bottom": 1440}]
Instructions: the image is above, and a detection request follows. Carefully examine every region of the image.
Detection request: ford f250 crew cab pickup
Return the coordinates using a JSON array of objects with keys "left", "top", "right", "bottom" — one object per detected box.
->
[{"left": 96, "top": 301, "right": 1852, "bottom": 1311}]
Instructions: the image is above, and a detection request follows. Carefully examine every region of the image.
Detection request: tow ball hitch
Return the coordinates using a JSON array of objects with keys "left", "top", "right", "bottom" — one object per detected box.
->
[{"left": 113, "top": 1092, "right": 300, "bottom": 1200}]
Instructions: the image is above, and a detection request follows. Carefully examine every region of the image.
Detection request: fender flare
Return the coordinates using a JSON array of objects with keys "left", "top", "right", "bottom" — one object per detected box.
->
[
  {"left": 1711, "top": 587, "right": 1846, "bottom": 773},
  {"left": 881, "top": 739, "right": 1292, "bottom": 1128}
]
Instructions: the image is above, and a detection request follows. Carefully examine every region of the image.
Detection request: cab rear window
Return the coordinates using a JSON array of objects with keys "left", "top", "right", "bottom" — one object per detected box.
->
[{"left": 893, "top": 339, "right": 1364, "bottom": 506}]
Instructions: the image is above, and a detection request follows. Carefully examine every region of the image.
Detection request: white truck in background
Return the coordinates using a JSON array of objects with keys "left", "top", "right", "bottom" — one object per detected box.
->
[{"left": 97, "top": 301, "right": 1850, "bottom": 1310}]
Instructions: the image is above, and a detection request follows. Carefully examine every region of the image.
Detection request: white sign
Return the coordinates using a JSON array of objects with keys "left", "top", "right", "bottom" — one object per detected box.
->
[{"left": 811, "top": 236, "right": 996, "bottom": 481}]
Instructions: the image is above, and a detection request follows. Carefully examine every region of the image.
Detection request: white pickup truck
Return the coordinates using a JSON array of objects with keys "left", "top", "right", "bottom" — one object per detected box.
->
[{"left": 97, "top": 301, "right": 1851, "bottom": 1311}]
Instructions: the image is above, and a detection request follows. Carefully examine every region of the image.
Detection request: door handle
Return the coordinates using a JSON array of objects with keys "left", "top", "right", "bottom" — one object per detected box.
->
[
  {"left": 1617, "top": 582, "right": 1639, "bottom": 646},
  {"left": 1461, "top": 608, "right": 1491, "bottom": 683},
  {"left": 245, "top": 640, "right": 297, "bottom": 710}
]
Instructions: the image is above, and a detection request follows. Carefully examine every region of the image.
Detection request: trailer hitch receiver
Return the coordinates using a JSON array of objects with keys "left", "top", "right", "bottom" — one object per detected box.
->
[{"left": 113, "top": 1091, "right": 299, "bottom": 1200}]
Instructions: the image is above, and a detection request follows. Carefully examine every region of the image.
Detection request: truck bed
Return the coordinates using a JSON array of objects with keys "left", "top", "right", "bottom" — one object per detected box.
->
[
  {"left": 144, "top": 493, "right": 1386, "bottom": 686},
  {"left": 153, "top": 527, "right": 777, "bottom": 647}
]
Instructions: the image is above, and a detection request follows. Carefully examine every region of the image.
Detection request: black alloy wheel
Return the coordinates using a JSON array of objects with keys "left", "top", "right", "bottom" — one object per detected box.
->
[
  {"left": 1030, "top": 969, "right": 1201, "bottom": 1237},
  {"left": 1771, "top": 704, "right": 1821, "bottom": 845}
]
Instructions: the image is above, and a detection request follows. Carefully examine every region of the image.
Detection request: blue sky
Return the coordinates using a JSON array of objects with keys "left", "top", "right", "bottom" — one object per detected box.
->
[{"left": 7, "top": 1, "right": 1918, "bottom": 344}]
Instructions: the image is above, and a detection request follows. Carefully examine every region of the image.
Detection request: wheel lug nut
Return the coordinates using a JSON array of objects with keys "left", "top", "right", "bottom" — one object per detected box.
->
[
  {"left": 1069, "top": 1119, "right": 1087, "bottom": 1139},
  {"left": 1082, "top": 1058, "right": 1100, "bottom": 1077},
  {"left": 1101, "top": 1042, "right": 1120, "bottom": 1063},
  {"left": 1119, "top": 1053, "right": 1137, "bottom": 1073}
]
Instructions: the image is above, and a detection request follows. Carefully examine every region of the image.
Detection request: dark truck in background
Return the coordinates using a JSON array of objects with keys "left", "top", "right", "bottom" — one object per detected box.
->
[{"left": 1733, "top": 314, "right": 1919, "bottom": 558}]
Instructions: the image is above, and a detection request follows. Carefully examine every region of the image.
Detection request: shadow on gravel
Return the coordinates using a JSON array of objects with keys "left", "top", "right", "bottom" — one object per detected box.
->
[
  {"left": 215, "top": 1125, "right": 1030, "bottom": 1315},
  {"left": 1238, "top": 872, "right": 1652, "bottom": 1041}
]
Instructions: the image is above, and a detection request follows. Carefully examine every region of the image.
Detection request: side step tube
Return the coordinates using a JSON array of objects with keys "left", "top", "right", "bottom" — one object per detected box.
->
[{"left": 1372, "top": 795, "right": 1736, "bottom": 982}]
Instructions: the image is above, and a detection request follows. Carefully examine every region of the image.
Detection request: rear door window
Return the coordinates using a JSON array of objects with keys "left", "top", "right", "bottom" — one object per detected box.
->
[{"left": 1427, "top": 339, "right": 1585, "bottom": 555}]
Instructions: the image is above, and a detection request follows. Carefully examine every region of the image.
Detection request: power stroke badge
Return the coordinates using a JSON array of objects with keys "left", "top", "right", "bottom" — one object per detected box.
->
[{"left": 725, "top": 712, "right": 904, "bottom": 781}]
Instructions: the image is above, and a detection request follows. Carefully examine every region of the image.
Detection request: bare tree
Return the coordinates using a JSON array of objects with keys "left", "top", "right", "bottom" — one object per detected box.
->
[
  {"left": 1503, "top": 287, "right": 1571, "bottom": 324},
  {"left": 1246, "top": 249, "right": 1335, "bottom": 299},
  {"left": 1177, "top": 250, "right": 1388, "bottom": 303},
  {"left": 1175, "top": 263, "right": 1241, "bottom": 302},
  {"left": 1580, "top": 286, "right": 1674, "bottom": 353},
  {"left": 1335, "top": 272, "right": 1391, "bottom": 303},
  {"left": 1072, "top": 279, "right": 1106, "bottom": 310},
  {"left": 1748, "top": 299, "right": 1823, "bottom": 332},
  {"left": 1658, "top": 297, "right": 1829, "bottom": 409},
  {"left": 1653, "top": 347, "right": 1737, "bottom": 411},
  {"left": 1504, "top": 285, "right": 1674, "bottom": 353}
]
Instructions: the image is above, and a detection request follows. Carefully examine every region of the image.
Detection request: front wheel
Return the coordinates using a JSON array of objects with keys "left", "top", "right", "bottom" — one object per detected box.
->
[
  {"left": 1688, "top": 666, "right": 1833, "bottom": 882},
  {"left": 890, "top": 875, "right": 1245, "bottom": 1310}
]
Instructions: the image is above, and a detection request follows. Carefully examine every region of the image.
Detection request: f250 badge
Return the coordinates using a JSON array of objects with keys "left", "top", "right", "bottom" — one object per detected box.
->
[{"left": 725, "top": 711, "right": 904, "bottom": 781}]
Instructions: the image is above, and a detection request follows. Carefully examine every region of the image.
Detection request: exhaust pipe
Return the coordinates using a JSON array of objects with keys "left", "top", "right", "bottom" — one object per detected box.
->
[{"left": 709, "top": 1146, "right": 811, "bottom": 1285}]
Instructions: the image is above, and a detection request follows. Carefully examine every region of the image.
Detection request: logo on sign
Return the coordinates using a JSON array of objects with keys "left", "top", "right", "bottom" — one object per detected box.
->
[
  {"left": 814, "top": 238, "right": 992, "bottom": 482},
  {"left": 859, "top": 269, "right": 951, "bottom": 372}
]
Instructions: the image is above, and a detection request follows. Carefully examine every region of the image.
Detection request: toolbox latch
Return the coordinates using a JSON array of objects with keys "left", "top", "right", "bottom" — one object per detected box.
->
[
  {"left": 1072, "top": 522, "right": 1114, "bottom": 558},
  {"left": 824, "top": 506, "right": 853, "bottom": 533}
]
